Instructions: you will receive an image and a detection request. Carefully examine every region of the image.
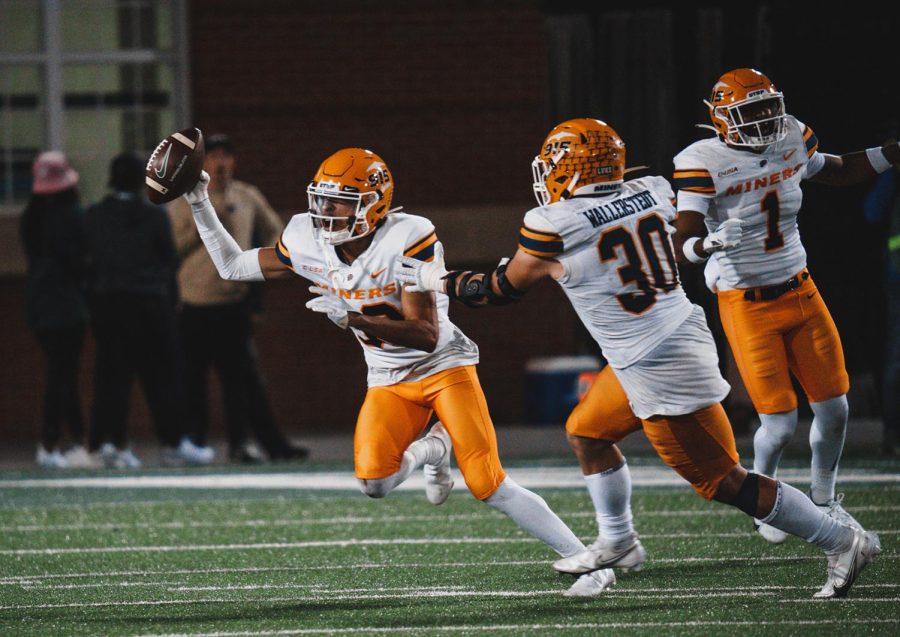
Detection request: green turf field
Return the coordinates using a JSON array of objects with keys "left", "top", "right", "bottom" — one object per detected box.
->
[{"left": 0, "top": 460, "right": 897, "bottom": 636}]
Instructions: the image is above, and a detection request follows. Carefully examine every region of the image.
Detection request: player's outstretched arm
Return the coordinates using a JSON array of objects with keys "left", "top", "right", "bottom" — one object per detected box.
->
[
  {"left": 807, "top": 141, "right": 900, "bottom": 186},
  {"left": 185, "top": 172, "right": 293, "bottom": 281},
  {"left": 396, "top": 244, "right": 559, "bottom": 308}
]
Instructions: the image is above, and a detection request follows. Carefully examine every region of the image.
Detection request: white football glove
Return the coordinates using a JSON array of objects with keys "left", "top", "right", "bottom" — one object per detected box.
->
[
  {"left": 184, "top": 170, "right": 210, "bottom": 205},
  {"left": 702, "top": 218, "right": 743, "bottom": 253},
  {"left": 395, "top": 242, "right": 448, "bottom": 293},
  {"left": 305, "top": 286, "right": 351, "bottom": 329}
]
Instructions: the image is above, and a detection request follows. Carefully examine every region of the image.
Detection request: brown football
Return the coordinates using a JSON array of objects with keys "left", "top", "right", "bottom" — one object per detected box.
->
[{"left": 145, "top": 127, "right": 205, "bottom": 204}]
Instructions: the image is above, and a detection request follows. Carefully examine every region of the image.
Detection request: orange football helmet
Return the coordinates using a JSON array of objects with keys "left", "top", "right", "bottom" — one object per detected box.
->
[
  {"left": 531, "top": 118, "right": 625, "bottom": 206},
  {"left": 705, "top": 68, "right": 786, "bottom": 147},
  {"left": 307, "top": 148, "right": 394, "bottom": 245}
]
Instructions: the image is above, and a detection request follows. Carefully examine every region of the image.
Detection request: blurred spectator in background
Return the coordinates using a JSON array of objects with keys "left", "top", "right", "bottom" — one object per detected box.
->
[
  {"left": 83, "top": 153, "right": 214, "bottom": 468},
  {"left": 19, "top": 152, "right": 91, "bottom": 469},
  {"left": 864, "top": 139, "right": 900, "bottom": 456},
  {"left": 170, "top": 134, "right": 308, "bottom": 463}
]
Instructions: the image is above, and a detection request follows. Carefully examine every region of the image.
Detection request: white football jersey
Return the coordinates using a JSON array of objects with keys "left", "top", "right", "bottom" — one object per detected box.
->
[
  {"left": 277, "top": 212, "right": 479, "bottom": 387},
  {"left": 673, "top": 115, "right": 825, "bottom": 289},
  {"left": 520, "top": 176, "right": 694, "bottom": 369}
]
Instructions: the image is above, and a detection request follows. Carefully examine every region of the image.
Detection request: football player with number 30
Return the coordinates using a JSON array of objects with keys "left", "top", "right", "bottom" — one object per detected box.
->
[
  {"left": 397, "top": 118, "right": 880, "bottom": 598},
  {"left": 182, "top": 147, "right": 615, "bottom": 597},
  {"left": 672, "top": 68, "right": 900, "bottom": 543}
]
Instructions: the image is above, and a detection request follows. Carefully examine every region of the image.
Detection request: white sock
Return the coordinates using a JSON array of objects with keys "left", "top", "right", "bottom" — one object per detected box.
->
[
  {"left": 753, "top": 410, "right": 797, "bottom": 477},
  {"left": 808, "top": 395, "right": 849, "bottom": 504},
  {"left": 357, "top": 432, "right": 446, "bottom": 498},
  {"left": 484, "top": 476, "right": 585, "bottom": 558},
  {"left": 761, "top": 480, "right": 852, "bottom": 554},
  {"left": 584, "top": 462, "right": 634, "bottom": 544}
]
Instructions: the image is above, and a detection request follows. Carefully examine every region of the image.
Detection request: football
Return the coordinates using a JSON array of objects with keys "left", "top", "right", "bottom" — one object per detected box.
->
[{"left": 145, "top": 127, "right": 205, "bottom": 204}]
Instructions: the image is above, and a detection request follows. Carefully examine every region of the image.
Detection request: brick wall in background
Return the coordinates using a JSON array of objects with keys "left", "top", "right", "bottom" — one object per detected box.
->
[{"left": 188, "top": 0, "right": 549, "bottom": 212}]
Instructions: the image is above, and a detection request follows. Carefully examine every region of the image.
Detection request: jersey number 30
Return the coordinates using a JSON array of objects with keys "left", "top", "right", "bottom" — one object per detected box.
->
[{"left": 598, "top": 213, "right": 680, "bottom": 314}]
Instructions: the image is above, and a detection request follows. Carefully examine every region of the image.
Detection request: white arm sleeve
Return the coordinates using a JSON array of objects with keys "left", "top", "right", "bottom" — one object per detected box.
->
[
  {"left": 190, "top": 198, "right": 265, "bottom": 282},
  {"left": 676, "top": 190, "right": 712, "bottom": 215}
]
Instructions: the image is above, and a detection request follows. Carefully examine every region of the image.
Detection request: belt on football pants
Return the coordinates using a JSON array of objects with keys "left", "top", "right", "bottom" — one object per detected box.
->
[{"left": 743, "top": 271, "right": 809, "bottom": 302}]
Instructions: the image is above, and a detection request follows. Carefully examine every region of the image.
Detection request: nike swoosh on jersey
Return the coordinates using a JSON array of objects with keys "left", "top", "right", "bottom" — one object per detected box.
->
[
  {"left": 371, "top": 267, "right": 387, "bottom": 278},
  {"left": 782, "top": 149, "right": 796, "bottom": 161}
]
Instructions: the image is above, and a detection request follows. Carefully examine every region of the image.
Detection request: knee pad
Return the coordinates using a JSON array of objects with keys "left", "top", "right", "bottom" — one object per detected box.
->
[
  {"left": 811, "top": 395, "right": 849, "bottom": 434},
  {"left": 728, "top": 472, "right": 760, "bottom": 516},
  {"left": 358, "top": 478, "right": 391, "bottom": 499},
  {"left": 757, "top": 411, "right": 797, "bottom": 447}
]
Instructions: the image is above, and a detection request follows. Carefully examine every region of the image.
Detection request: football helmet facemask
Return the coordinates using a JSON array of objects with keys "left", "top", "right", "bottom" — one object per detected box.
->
[
  {"left": 307, "top": 148, "right": 394, "bottom": 245},
  {"left": 532, "top": 118, "right": 625, "bottom": 206},
  {"left": 705, "top": 68, "right": 786, "bottom": 148}
]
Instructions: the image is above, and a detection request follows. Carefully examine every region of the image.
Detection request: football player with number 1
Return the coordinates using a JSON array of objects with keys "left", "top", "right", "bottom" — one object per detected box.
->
[{"left": 672, "top": 68, "right": 900, "bottom": 544}]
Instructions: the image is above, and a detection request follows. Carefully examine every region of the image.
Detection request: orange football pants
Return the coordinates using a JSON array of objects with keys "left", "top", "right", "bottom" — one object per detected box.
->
[
  {"left": 354, "top": 365, "right": 506, "bottom": 500},
  {"left": 566, "top": 366, "right": 739, "bottom": 500},
  {"left": 717, "top": 271, "right": 849, "bottom": 414}
]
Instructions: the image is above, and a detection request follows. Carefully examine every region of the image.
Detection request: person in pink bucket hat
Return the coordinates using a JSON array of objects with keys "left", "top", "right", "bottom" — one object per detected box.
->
[
  {"left": 31, "top": 151, "right": 79, "bottom": 195},
  {"left": 19, "top": 150, "right": 93, "bottom": 469}
]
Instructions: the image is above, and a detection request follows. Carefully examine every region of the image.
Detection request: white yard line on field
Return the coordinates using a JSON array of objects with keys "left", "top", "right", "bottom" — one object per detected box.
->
[
  {"left": 3, "top": 554, "right": 898, "bottom": 584},
  {"left": 3, "top": 505, "right": 898, "bottom": 533},
  {"left": 133, "top": 619, "right": 900, "bottom": 637},
  {"left": 3, "top": 529, "right": 897, "bottom": 557},
  {"left": 0, "top": 589, "right": 783, "bottom": 611}
]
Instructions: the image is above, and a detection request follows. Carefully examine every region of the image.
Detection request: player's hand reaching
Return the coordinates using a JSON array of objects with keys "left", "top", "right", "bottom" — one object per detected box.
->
[
  {"left": 305, "top": 286, "right": 351, "bottom": 329},
  {"left": 703, "top": 218, "right": 743, "bottom": 253},
  {"left": 184, "top": 170, "right": 210, "bottom": 205},
  {"left": 395, "top": 242, "right": 448, "bottom": 294}
]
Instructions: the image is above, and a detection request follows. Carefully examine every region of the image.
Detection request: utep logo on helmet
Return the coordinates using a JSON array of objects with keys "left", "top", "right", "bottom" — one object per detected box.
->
[
  {"left": 367, "top": 168, "right": 390, "bottom": 187},
  {"left": 544, "top": 140, "right": 571, "bottom": 156}
]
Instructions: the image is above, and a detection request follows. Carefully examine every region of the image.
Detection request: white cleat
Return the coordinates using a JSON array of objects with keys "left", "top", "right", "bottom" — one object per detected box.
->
[
  {"left": 161, "top": 437, "right": 215, "bottom": 467},
  {"left": 813, "top": 528, "right": 881, "bottom": 599},
  {"left": 115, "top": 448, "right": 142, "bottom": 469},
  {"left": 563, "top": 568, "right": 616, "bottom": 597},
  {"left": 423, "top": 422, "right": 454, "bottom": 505},
  {"left": 814, "top": 493, "right": 863, "bottom": 531},
  {"left": 99, "top": 444, "right": 142, "bottom": 469},
  {"left": 753, "top": 519, "right": 788, "bottom": 544},
  {"left": 36, "top": 446, "right": 69, "bottom": 469},
  {"left": 553, "top": 534, "right": 646, "bottom": 574},
  {"left": 63, "top": 445, "right": 98, "bottom": 469}
]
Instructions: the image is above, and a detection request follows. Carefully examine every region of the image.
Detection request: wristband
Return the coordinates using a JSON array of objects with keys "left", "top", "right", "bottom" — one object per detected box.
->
[
  {"left": 866, "top": 147, "right": 892, "bottom": 174},
  {"left": 683, "top": 236, "right": 709, "bottom": 264}
]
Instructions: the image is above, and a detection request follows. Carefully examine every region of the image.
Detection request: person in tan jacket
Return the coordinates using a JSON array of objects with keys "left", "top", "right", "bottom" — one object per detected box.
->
[{"left": 170, "top": 134, "right": 307, "bottom": 462}]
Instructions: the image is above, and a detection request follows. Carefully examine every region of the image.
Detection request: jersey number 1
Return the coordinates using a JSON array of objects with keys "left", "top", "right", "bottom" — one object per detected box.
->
[
  {"left": 761, "top": 190, "right": 785, "bottom": 251},
  {"left": 598, "top": 213, "right": 680, "bottom": 314}
]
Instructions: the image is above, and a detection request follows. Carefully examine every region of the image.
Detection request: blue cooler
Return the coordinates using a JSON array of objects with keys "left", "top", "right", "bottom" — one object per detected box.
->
[{"left": 523, "top": 356, "right": 602, "bottom": 425}]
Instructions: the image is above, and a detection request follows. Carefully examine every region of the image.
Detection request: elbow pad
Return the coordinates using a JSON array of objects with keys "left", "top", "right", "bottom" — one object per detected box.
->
[{"left": 446, "top": 262, "right": 523, "bottom": 308}]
